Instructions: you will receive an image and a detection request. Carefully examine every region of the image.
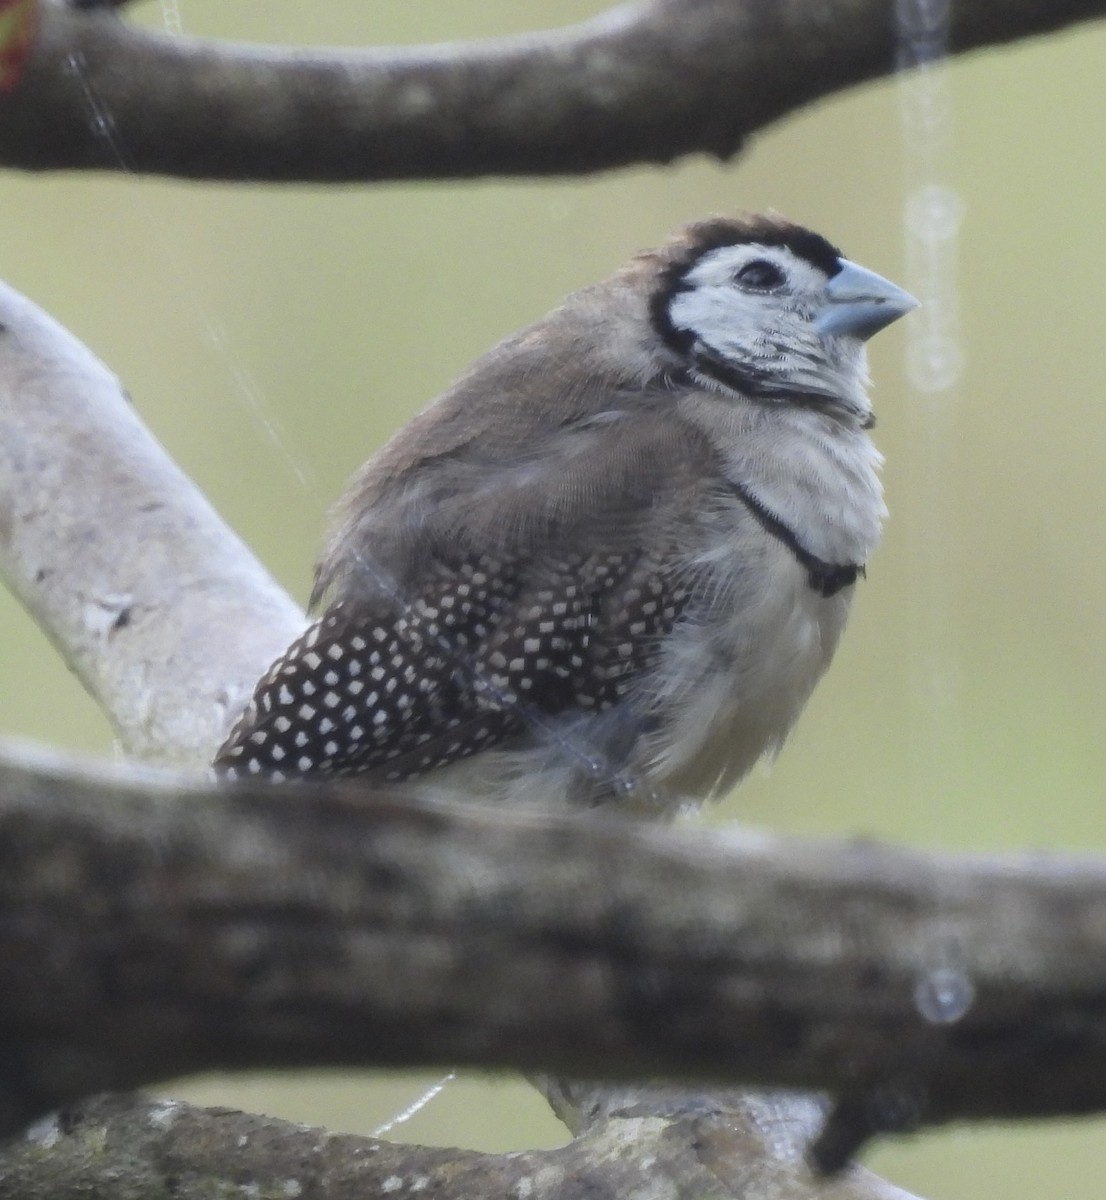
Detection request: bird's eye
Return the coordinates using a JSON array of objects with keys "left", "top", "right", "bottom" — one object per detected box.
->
[{"left": 735, "top": 260, "right": 785, "bottom": 290}]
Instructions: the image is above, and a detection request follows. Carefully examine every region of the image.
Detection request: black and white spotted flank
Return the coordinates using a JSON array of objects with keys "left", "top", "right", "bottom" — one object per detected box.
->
[{"left": 215, "top": 548, "right": 688, "bottom": 784}]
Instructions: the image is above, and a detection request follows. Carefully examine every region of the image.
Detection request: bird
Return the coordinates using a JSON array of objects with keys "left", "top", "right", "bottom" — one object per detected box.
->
[{"left": 214, "top": 213, "right": 916, "bottom": 813}]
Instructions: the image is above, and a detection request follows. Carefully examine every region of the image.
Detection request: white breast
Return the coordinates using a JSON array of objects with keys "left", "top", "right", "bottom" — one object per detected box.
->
[
  {"left": 678, "top": 394, "right": 886, "bottom": 567},
  {"left": 635, "top": 522, "right": 851, "bottom": 803}
]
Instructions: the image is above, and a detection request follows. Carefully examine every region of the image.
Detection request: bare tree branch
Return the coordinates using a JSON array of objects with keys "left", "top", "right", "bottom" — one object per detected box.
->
[
  {"left": 1, "top": 0, "right": 1103, "bottom": 181},
  {"left": 4, "top": 735, "right": 1106, "bottom": 1150},
  {"left": 0, "top": 1092, "right": 918, "bottom": 1200},
  {"left": 0, "top": 279, "right": 304, "bottom": 764}
]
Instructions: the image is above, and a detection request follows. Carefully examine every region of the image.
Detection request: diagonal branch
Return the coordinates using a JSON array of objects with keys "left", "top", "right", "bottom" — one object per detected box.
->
[
  {"left": 1, "top": 0, "right": 1104, "bottom": 181},
  {"left": 0, "top": 278, "right": 304, "bottom": 764}
]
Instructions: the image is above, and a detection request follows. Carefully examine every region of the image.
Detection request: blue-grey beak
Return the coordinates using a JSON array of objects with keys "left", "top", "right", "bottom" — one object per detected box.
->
[{"left": 814, "top": 259, "right": 919, "bottom": 341}]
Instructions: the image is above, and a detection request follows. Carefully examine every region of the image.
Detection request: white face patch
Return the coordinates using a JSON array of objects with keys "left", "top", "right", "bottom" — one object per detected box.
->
[
  {"left": 664, "top": 242, "right": 870, "bottom": 418},
  {"left": 667, "top": 243, "right": 832, "bottom": 358}
]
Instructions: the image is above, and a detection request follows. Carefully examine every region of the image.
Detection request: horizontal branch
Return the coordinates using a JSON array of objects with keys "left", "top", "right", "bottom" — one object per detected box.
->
[
  {"left": 0, "top": 0, "right": 1103, "bottom": 180},
  {"left": 3, "top": 740, "right": 1106, "bottom": 1152},
  {"left": 0, "top": 1092, "right": 911, "bottom": 1200}
]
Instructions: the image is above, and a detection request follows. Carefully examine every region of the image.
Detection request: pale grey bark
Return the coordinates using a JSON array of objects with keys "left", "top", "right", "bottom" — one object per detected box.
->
[
  {"left": 0, "top": 1092, "right": 920, "bottom": 1200},
  {"left": 0, "top": 280, "right": 305, "bottom": 764}
]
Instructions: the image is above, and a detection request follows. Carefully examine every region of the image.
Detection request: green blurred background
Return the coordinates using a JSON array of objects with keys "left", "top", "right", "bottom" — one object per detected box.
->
[{"left": 2, "top": 3, "right": 1105, "bottom": 1196}]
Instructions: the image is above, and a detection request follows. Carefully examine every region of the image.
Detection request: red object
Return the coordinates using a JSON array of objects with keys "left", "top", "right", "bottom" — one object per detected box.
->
[{"left": 0, "top": 0, "right": 38, "bottom": 93}]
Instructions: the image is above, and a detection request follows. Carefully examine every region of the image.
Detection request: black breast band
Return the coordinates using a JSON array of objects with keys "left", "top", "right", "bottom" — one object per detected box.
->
[{"left": 728, "top": 481, "right": 863, "bottom": 599}]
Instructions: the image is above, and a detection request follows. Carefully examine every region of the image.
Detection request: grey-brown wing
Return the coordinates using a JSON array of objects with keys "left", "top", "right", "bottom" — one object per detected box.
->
[{"left": 215, "top": 403, "right": 719, "bottom": 783}]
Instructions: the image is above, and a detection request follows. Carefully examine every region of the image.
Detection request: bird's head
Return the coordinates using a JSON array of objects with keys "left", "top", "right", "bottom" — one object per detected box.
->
[{"left": 647, "top": 214, "right": 917, "bottom": 426}]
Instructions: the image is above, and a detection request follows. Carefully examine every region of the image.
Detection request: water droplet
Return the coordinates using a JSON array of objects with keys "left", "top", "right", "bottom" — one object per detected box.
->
[
  {"left": 896, "top": 0, "right": 951, "bottom": 65},
  {"left": 370, "top": 1072, "right": 454, "bottom": 1138},
  {"left": 203, "top": 322, "right": 227, "bottom": 349},
  {"left": 89, "top": 114, "right": 112, "bottom": 139},
  {"left": 159, "top": 0, "right": 184, "bottom": 36},
  {"left": 896, "top": 0, "right": 950, "bottom": 41},
  {"left": 582, "top": 755, "right": 607, "bottom": 778},
  {"left": 913, "top": 966, "right": 975, "bottom": 1024},
  {"left": 906, "top": 184, "right": 965, "bottom": 242},
  {"left": 907, "top": 332, "right": 963, "bottom": 392}
]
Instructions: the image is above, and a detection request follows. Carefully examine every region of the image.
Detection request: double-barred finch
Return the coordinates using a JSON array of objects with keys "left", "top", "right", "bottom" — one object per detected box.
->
[{"left": 215, "top": 214, "right": 915, "bottom": 812}]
